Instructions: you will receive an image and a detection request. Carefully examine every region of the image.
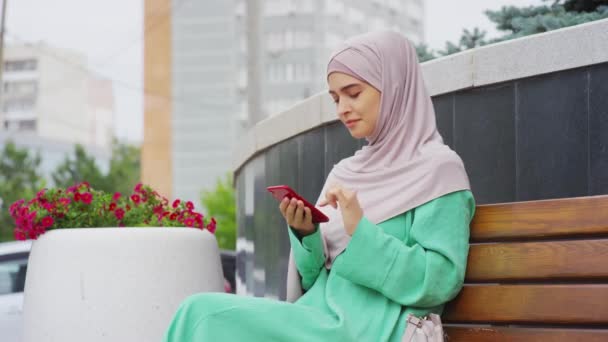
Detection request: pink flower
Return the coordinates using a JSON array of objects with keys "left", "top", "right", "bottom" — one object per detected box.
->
[
  {"left": 113, "top": 192, "right": 121, "bottom": 201},
  {"left": 184, "top": 218, "right": 195, "bottom": 227},
  {"left": 81, "top": 192, "right": 93, "bottom": 205},
  {"left": 41, "top": 216, "right": 54, "bottom": 228},
  {"left": 36, "top": 189, "right": 46, "bottom": 199},
  {"left": 206, "top": 218, "right": 217, "bottom": 234},
  {"left": 134, "top": 183, "right": 144, "bottom": 193},
  {"left": 172, "top": 199, "right": 180, "bottom": 208},
  {"left": 130, "top": 194, "right": 141, "bottom": 204},
  {"left": 153, "top": 205, "right": 163, "bottom": 215},
  {"left": 59, "top": 197, "right": 71, "bottom": 206},
  {"left": 186, "top": 201, "right": 194, "bottom": 211},
  {"left": 66, "top": 185, "right": 77, "bottom": 194},
  {"left": 115, "top": 208, "right": 125, "bottom": 220},
  {"left": 14, "top": 229, "right": 26, "bottom": 241}
]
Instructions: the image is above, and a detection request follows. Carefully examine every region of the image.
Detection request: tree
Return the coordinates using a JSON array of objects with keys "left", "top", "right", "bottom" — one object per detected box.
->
[
  {"left": 0, "top": 142, "right": 45, "bottom": 241},
  {"left": 416, "top": 0, "right": 608, "bottom": 61},
  {"left": 52, "top": 144, "right": 108, "bottom": 191},
  {"left": 51, "top": 140, "right": 141, "bottom": 195},
  {"left": 106, "top": 139, "right": 141, "bottom": 195},
  {"left": 201, "top": 173, "right": 236, "bottom": 250}
]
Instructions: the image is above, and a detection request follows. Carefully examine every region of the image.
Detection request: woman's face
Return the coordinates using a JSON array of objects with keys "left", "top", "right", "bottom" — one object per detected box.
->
[{"left": 328, "top": 72, "right": 381, "bottom": 139}]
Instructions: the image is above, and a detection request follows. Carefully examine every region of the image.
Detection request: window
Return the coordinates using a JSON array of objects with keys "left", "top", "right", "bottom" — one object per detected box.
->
[
  {"left": 3, "top": 80, "right": 38, "bottom": 95},
  {"left": 0, "top": 255, "right": 28, "bottom": 295},
  {"left": 4, "top": 59, "right": 38, "bottom": 72},
  {"left": 18, "top": 119, "right": 37, "bottom": 131},
  {"left": 285, "top": 31, "right": 294, "bottom": 49},
  {"left": 3, "top": 98, "right": 35, "bottom": 112},
  {"left": 285, "top": 64, "right": 294, "bottom": 82},
  {"left": 295, "top": 0, "right": 314, "bottom": 13},
  {"left": 326, "top": 0, "right": 344, "bottom": 15},
  {"left": 3, "top": 98, "right": 36, "bottom": 113}
]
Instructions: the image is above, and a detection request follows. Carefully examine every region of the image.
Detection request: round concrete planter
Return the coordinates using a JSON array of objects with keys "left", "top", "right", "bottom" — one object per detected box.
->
[{"left": 22, "top": 227, "right": 224, "bottom": 342}]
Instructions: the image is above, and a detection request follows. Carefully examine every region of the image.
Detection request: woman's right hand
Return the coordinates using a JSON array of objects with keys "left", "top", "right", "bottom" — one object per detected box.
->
[{"left": 279, "top": 197, "right": 316, "bottom": 237}]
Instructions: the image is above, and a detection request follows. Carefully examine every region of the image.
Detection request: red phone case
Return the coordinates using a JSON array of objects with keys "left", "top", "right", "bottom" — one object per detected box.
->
[{"left": 266, "top": 185, "right": 329, "bottom": 223}]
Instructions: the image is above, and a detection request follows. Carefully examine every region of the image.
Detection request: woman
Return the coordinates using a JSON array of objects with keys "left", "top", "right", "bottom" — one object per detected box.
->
[{"left": 163, "top": 30, "right": 474, "bottom": 342}]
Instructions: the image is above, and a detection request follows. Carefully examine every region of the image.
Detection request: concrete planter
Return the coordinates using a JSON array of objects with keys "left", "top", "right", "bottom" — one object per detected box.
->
[{"left": 22, "top": 227, "right": 224, "bottom": 342}]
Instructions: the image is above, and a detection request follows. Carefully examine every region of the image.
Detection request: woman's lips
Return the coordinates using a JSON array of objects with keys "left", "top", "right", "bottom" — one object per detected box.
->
[{"left": 345, "top": 119, "right": 361, "bottom": 128}]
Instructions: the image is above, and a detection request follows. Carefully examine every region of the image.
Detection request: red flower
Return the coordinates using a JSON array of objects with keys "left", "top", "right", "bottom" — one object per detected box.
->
[
  {"left": 115, "top": 208, "right": 125, "bottom": 220},
  {"left": 126, "top": 204, "right": 132, "bottom": 211},
  {"left": 59, "top": 197, "right": 71, "bottom": 206},
  {"left": 74, "top": 192, "right": 81, "bottom": 202},
  {"left": 130, "top": 194, "right": 141, "bottom": 204},
  {"left": 134, "top": 183, "right": 144, "bottom": 193},
  {"left": 41, "top": 216, "right": 54, "bottom": 228},
  {"left": 206, "top": 218, "right": 217, "bottom": 234},
  {"left": 172, "top": 199, "right": 180, "bottom": 208},
  {"left": 184, "top": 218, "right": 195, "bottom": 227},
  {"left": 169, "top": 213, "right": 178, "bottom": 221},
  {"left": 66, "top": 185, "right": 77, "bottom": 194},
  {"left": 108, "top": 203, "right": 117, "bottom": 211},
  {"left": 81, "top": 192, "right": 93, "bottom": 205},
  {"left": 113, "top": 192, "right": 121, "bottom": 201},
  {"left": 153, "top": 205, "right": 163, "bottom": 215},
  {"left": 186, "top": 201, "right": 194, "bottom": 211},
  {"left": 36, "top": 190, "right": 46, "bottom": 199},
  {"left": 14, "top": 229, "right": 26, "bottom": 241}
]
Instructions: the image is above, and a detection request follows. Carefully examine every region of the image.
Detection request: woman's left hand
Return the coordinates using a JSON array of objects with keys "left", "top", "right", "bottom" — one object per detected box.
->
[{"left": 319, "top": 184, "right": 363, "bottom": 236}]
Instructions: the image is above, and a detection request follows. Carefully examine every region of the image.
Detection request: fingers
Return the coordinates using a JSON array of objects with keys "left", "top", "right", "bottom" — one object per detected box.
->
[
  {"left": 319, "top": 184, "right": 356, "bottom": 209},
  {"left": 279, "top": 197, "right": 289, "bottom": 216},
  {"left": 293, "top": 201, "right": 305, "bottom": 227},
  {"left": 284, "top": 198, "right": 296, "bottom": 223},
  {"left": 303, "top": 207, "right": 313, "bottom": 225}
]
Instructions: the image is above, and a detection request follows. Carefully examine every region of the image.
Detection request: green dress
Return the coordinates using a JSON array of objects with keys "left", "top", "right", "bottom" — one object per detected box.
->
[{"left": 163, "top": 190, "right": 475, "bottom": 341}]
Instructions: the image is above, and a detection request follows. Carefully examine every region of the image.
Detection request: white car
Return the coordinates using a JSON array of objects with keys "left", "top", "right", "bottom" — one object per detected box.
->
[{"left": 0, "top": 240, "right": 32, "bottom": 342}]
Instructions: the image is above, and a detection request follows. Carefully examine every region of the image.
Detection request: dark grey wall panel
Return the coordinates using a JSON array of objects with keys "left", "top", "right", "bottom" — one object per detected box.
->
[
  {"left": 324, "top": 122, "right": 361, "bottom": 176},
  {"left": 590, "top": 63, "right": 608, "bottom": 195},
  {"left": 454, "top": 84, "right": 516, "bottom": 204},
  {"left": 297, "top": 129, "right": 327, "bottom": 202},
  {"left": 433, "top": 94, "right": 454, "bottom": 148},
  {"left": 516, "top": 69, "right": 589, "bottom": 201}
]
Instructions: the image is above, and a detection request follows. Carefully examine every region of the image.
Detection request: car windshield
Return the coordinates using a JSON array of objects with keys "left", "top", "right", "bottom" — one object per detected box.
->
[{"left": 0, "top": 254, "right": 28, "bottom": 295}]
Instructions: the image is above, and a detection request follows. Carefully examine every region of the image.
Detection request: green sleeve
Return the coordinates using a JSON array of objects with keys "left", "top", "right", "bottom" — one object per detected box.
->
[
  {"left": 331, "top": 190, "right": 474, "bottom": 308},
  {"left": 287, "top": 224, "right": 325, "bottom": 290}
]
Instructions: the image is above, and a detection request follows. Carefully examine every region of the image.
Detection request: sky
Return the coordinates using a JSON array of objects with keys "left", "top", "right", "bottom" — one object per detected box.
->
[{"left": 5, "top": 0, "right": 545, "bottom": 144}]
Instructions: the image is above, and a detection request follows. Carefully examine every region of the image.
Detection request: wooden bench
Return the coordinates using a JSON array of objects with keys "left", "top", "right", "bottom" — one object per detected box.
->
[{"left": 442, "top": 195, "right": 608, "bottom": 341}]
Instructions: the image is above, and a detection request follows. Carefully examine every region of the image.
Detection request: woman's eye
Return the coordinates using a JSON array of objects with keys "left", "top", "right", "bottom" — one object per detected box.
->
[
  {"left": 349, "top": 92, "right": 361, "bottom": 99},
  {"left": 332, "top": 98, "right": 339, "bottom": 104}
]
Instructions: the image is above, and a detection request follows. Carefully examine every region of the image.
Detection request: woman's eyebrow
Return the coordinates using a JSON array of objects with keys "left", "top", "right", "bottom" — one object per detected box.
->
[{"left": 328, "top": 83, "right": 361, "bottom": 95}]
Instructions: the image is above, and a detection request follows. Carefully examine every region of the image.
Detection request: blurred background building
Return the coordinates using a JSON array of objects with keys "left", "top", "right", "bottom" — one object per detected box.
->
[
  {"left": 1, "top": 43, "right": 114, "bottom": 151},
  {"left": 0, "top": 43, "right": 115, "bottom": 184},
  {"left": 143, "top": 0, "right": 425, "bottom": 206}
]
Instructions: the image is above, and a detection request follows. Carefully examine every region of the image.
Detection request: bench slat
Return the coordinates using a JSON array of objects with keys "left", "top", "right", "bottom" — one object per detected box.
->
[
  {"left": 466, "top": 239, "right": 608, "bottom": 282},
  {"left": 443, "top": 285, "right": 608, "bottom": 324},
  {"left": 445, "top": 327, "right": 608, "bottom": 342},
  {"left": 471, "top": 195, "right": 608, "bottom": 242}
]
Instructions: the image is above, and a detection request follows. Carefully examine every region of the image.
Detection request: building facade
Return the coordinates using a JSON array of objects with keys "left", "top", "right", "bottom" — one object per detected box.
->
[
  {"left": 1, "top": 44, "right": 114, "bottom": 152},
  {"left": 143, "top": 0, "right": 424, "bottom": 205}
]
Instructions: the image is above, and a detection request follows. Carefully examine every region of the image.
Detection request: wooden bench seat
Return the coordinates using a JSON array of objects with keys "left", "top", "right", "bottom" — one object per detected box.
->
[{"left": 443, "top": 195, "right": 608, "bottom": 341}]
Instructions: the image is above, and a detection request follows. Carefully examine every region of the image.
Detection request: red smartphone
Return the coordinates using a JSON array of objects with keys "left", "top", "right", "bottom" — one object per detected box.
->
[{"left": 267, "top": 185, "right": 329, "bottom": 223}]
